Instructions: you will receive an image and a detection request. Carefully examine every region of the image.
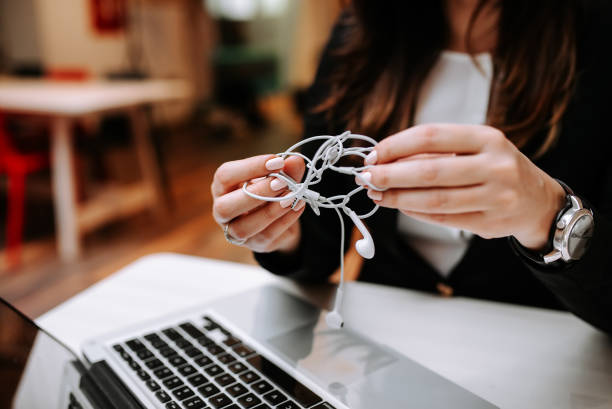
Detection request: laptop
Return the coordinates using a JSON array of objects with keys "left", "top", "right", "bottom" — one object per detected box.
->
[{"left": 2, "top": 285, "right": 499, "bottom": 409}]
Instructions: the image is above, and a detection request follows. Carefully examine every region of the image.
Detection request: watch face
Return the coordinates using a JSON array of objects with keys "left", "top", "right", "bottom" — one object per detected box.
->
[{"left": 568, "top": 214, "right": 594, "bottom": 259}]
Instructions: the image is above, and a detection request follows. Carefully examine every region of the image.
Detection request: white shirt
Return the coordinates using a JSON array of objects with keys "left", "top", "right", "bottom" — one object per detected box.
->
[{"left": 397, "top": 51, "right": 493, "bottom": 276}]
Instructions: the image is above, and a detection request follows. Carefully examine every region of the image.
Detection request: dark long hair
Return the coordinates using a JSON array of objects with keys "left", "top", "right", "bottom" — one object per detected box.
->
[{"left": 317, "top": 0, "right": 579, "bottom": 158}]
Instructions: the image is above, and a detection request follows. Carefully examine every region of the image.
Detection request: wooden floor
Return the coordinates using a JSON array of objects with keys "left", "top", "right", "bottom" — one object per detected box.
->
[{"left": 0, "top": 96, "right": 320, "bottom": 318}]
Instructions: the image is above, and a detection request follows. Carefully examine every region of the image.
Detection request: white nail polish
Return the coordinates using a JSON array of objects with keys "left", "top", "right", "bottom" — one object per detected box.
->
[
  {"left": 367, "top": 189, "right": 382, "bottom": 201},
  {"left": 293, "top": 200, "right": 306, "bottom": 211},
  {"left": 270, "top": 178, "right": 287, "bottom": 191},
  {"left": 358, "top": 172, "right": 372, "bottom": 185},
  {"left": 265, "top": 157, "right": 284, "bottom": 171},
  {"left": 365, "top": 151, "right": 378, "bottom": 165},
  {"left": 280, "top": 198, "right": 293, "bottom": 208}
]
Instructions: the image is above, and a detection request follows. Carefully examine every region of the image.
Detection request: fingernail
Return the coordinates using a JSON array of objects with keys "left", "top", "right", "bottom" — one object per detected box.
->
[
  {"left": 365, "top": 151, "right": 377, "bottom": 165},
  {"left": 356, "top": 171, "right": 372, "bottom": 185},
  {"left": 367, "top": 189, "right": 382, "bottom": 201},
  {"left": 293, "top": 200, "right": 306, "bottom": 211},
  {"left": 250, "top": 176, "right": 266, "bottom": 183},
  {"left": 270, "top": 178, "right": 287, "bottom": 191},
  {"left": 265, "top": 157, "right": 284, "bottom": 171},
  {"left": 280, "top": 198, "right": 293, "bottom": 208}
]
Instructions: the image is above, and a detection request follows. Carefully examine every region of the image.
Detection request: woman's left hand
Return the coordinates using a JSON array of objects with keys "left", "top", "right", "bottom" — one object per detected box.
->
[{"left": 359, "top": 124, "right": 566, "bottom": 250}]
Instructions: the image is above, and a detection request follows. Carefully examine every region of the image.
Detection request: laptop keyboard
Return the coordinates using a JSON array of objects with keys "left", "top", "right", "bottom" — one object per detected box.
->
[{"left": 112, "top": 315, "right": 336, "bottom": 409}]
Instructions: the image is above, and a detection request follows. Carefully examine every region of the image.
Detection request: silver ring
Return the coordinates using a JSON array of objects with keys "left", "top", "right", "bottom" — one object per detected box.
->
[{"left": 224, "top": 223, "right": 246, "bottom": 246}]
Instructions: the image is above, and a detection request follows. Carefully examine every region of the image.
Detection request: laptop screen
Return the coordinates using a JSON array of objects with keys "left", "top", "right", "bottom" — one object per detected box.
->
[{"left": 0, "top": 298, "right": 80, "bottom": 409}]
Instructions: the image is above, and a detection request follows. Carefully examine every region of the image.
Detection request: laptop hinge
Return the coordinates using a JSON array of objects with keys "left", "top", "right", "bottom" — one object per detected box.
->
[{"left": 79, "top": 360, "right": 146, "bottom": 409}]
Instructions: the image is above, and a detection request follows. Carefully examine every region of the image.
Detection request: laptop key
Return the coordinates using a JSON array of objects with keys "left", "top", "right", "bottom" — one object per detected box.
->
[
  {"left": 217, "top": 353, "right": 236, "bottom": 365},
  {"left": 175, "top": 338, "right": 193, "bottom": 350},
  {"left": 173, "top": 386, "right": 195, "bottom": 401},
  {"left": 169, "top": 356, "right": 187, "bottom": 367},
  {"left": 126, "top": 338, "right": 146, "bottom": 351},
  {"left": 204, "top": 364, "right": 223, "bottom": 376},
  {"left": 215, "top": 373, "right": 235, "bottom": 386},
  {"left": 240, "top": 371, "right": 260, "bottom": 384},
  {"left": 113, "top": 344, "right": 124, "bottom": 352},
  {"left": 247, "top": 355, "right": 322, "bottom": 407},
  {"left": 163, "top": 376, "right": 184, "bottom": 390},
  {"left": 209, "top": 393, "right": 232, "bottom": 408},
  {"left": 145, "top": 358, "right": 164, "bottom": 370},
  {"left": 166, "top": 402, "right": 180, "bottom": 409},
  {"left": 184, "top": 347, "right": 203, "bottom": 358},
  {"left": 152, "top": 339, "right": 169, "bottom": 349},
  {"left": 228, "top": 362, "right": 247, "bottom": 374},
  {"left": 202, "top": 316, "right": 219, "bottom": 331},
  {"left": 277, "top": 402, "right": 300, "bottom": 409},
  {"left": 153, "top": 366, "right": 173, "bottom": 379},
  {"left": 136, "top": 348, "right": 153, "bottom": 360},
  {"left": 233, "top": 345, "right": 255, "bottom": 358},
  {"left": 187, "top": 374, "right": 207, "bottom": 387},
  {"left": 194, "top": 356, "right": 213, "bottom": 367},
  {"left": 136, "top": 369, "right": 150, "bottom": 381},
  {"left": 197, "top": 383, "right": 220, "bottom": 398},
  {"left": 144, "top": 332, "right": 161, "bottom": 342},
  {"left": 197, "top": 335, "right": 214, "bottom": 346},
  {"left": 252, "top": 405, "right": 271, "bottom": 409},
  {"left": 155, "top": 391, "right": 172, "bottom": 403},
  {"left": 223, "top": 336, "right": 241, "bottom": 347},
  {"left": 207, "top": 344, "right": 225, "bottom": 355},
  {"left": 160, "top": 346, "right": 178, "bottom": 358},
  {"left": 119, "top": 351, "right": 132, "bottom": 362},
  {"left": 180, "top": 322, "right": 205, "bottom": 339},
  {"left": 163, "top": 328, "right": 182, "bottom": 340},
  {"left": 262, "top": 391, "right": 286, "bottom": 405},
  {"left": 237, "top": 393, "right": 261, "bottom": 408},
  {"left": 145, "top": 380, "right": 161, "bottom": 391},
  {"left": 251, "top": 380, "right": 273, "bottom": 395},
  {"left": 178, "top": 364, "right": 197, "bottom": 377},
  {"left": 183, "top": 396, "right": 206, "bottom": 409},
  {"left": 226, "top": 383, "right": 248, "bottom": 397},
  {"left": 129, "top": 361, "right": 141, "bottom": 371},
  {"left": 311, "top": 403, "right": 336, "bottom": 409}
]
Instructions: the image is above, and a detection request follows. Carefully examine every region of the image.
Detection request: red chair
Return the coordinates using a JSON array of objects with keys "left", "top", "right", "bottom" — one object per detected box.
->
[{"left": 0, "top": 113, "right": 49, "bottom": 269}]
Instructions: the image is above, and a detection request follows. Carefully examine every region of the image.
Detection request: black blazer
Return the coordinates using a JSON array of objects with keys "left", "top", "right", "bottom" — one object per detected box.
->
[{"left": 255, "top": 3, "right": 612, "bottom": 334}]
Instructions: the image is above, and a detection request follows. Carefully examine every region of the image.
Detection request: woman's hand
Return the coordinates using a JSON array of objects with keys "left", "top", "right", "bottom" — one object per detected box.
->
[
  {"left": 212, "top": 154, "right": 306, "bottom": 253},
  {"left": 359, "top": 124, "right": 566, "bottom": 250}
]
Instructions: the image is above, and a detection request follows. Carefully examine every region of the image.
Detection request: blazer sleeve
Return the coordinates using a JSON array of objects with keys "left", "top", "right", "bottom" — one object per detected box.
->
[
  {"left": 253, "top": 16, "right": 353, "bottom": 282},
  {"left": 510, "top": 3, "right": 612, "bottom": 335}
]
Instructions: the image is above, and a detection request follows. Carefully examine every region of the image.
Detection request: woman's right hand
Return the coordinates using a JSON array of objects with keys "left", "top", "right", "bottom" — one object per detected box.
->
[{"left": 211, "top": 154, "right": 306, "bottom": 254}]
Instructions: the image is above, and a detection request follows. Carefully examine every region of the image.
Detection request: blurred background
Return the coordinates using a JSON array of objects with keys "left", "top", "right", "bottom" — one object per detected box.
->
[{"left": 0, "top": 0, "right": 345, "bottom": 317}]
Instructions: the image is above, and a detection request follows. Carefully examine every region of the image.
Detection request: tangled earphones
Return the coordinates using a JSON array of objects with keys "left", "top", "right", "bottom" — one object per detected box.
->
[{"left": 242, "top": 131, "right": 383, "bottom": 328}]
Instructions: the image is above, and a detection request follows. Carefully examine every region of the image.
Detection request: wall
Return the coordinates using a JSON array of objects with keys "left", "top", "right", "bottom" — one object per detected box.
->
[
  {"left": 0, "top": 0, "right": 42, "bottom": 67},
  {"left": 34, "top": 0, "right": 128, "bottom": 75}
]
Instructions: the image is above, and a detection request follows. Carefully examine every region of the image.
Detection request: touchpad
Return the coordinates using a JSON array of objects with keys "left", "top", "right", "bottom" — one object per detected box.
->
[{"left": 267, "top": 317, "right": 397, "bottom": 388}]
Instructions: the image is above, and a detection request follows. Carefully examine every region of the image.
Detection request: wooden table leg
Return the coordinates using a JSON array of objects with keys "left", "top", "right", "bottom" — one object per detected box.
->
[
  {"left": 130, "top": 107, "right": 166, "bottom": 215},
  {"left": 51, "top": 116, "right": 80, "bottom": 262}
]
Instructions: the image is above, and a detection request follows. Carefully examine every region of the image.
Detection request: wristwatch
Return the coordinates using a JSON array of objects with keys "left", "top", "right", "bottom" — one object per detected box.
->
[{"left": 510, "top": 180, "right": 594, "bottom": 266}]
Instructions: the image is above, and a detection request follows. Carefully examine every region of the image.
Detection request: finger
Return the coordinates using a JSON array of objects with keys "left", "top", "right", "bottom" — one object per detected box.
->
[
  {"left": 227, "top": 198, "right": 302, "bottom": 241},
  {"left": 245, "top": 204, "right": 305, "bottom": 251},
  {"left": 213, "top": 176, "right": 291, "bottom": 224},
  {"left": 283, "top": 155, "right": 306, "bottom": 183},
  {"left": 400, "top": 210, "right": 483, "bottom": 231},
  {"left": 370, "top": 124, "right": 503, "bottom": 165},
  {"left": 360, "top": 155, "right": 487, "bottom": 189},
  {"left": 372, "top": 185, "right": 490, "bottom": 214},
  {"left": 212, "top": 154, "right": 283, "bottom": 197}
]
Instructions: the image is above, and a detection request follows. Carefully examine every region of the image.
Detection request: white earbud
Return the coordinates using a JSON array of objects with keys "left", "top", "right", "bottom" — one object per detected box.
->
[
  {"left": 347, "top": 210, "right": 375, "bottom": 259},
  {"left": 325, "top": 286, "right": 344, "bottom": 329}
]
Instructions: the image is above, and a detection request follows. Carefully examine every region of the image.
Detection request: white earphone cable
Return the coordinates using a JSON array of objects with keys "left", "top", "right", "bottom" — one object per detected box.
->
[{"left": 242, "top": 131, "right": 382, "bottom": 323}]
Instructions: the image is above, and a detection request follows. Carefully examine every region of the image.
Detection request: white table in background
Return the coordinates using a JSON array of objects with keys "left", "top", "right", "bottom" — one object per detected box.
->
[
  {"left": 0, "top": 79, "right": 192, "bottom": 262},
  {"left": 37, "top": 253, "right": 612, "bottom": 409}
]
